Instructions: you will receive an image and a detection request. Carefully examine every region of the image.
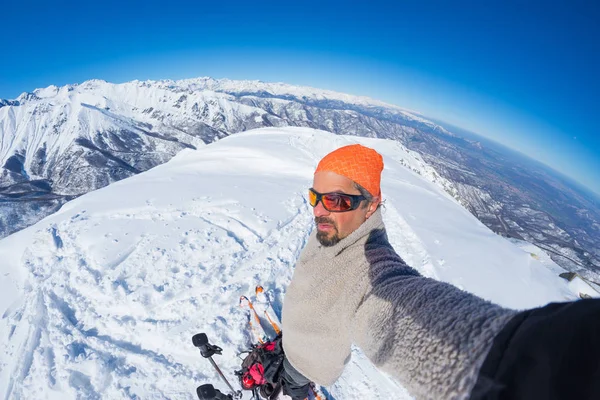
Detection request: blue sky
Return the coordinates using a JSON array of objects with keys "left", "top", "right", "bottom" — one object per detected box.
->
[{"left": 1, "top": 0, "right": 599, "bottom": 193}]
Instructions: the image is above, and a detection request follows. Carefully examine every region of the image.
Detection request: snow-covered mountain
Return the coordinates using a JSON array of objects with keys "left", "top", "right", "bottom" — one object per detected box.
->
[
  {"left": 1, "top": 77, "right": 599, "bottom": 281},
  {"left": 1, "top": 127, "right": 593, "bottom": 399},
  {"left": 0, "top": 78, "right": 453, "bottom": 238},
  {"left": 0, "top": 77, "right": 448, "bottom": 196}
]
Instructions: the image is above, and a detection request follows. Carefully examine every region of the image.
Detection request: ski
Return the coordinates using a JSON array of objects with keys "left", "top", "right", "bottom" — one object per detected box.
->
[
  {"left": 240, "top": 295, "right": 269, "bottom": 344},
  {"left": 255, "top": 285, "right": 282, "bottom": 335},
  {"left": 239, "top": 287, "right": 327, "bottom": 400}
]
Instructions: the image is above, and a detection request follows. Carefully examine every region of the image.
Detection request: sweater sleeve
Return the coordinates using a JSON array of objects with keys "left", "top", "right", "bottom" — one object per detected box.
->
[{"left": 352, "top": 233, "right": 517, "bottom": 400}]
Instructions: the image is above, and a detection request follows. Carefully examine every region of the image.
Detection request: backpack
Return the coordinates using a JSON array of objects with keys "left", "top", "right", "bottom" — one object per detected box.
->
[{"left": 236, "top": 334, "right": 285, "bottom": 399}]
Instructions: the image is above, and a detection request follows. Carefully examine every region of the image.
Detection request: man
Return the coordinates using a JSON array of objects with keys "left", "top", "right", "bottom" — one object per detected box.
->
[{"left": 280, "top": 144, "right": 600, "bottom": 400}]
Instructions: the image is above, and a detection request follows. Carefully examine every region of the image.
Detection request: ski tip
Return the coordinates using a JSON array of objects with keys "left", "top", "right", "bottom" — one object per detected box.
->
[
  {"left": 255, "top": 285, "right": 264, "bottom": 294},
  {"left": 239, "top": 295, "right": 249, "bottom": 306}
]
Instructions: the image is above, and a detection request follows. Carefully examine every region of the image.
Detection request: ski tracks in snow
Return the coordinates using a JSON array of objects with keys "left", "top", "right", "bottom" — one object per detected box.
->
[
  {"left": 3, "top": 222, "right": 201, "bottom": 399},
  {"left": 1, "top": 191, "right": 314, "bottom": 399}
]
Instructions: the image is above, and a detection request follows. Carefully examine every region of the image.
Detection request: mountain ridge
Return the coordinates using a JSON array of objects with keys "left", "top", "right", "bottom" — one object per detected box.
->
[{"left": 1, "top": 77, "right": 598, "bottom": 280}]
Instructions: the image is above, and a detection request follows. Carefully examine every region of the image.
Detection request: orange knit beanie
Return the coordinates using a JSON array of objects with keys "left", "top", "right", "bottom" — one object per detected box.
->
[{"left": 315, "top": 144, "right": 384, "bottom": 197}]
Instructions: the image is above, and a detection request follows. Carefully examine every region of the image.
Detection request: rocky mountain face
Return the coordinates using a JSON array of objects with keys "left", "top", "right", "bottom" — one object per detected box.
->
[{"left": 1, "top": 77, "right": 598, "bottom": 279}]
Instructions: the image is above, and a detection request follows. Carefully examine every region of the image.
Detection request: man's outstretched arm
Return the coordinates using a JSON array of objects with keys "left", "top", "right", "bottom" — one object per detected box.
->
[{"left": 353, "top": 235, "right": 516, "bottom": 400}]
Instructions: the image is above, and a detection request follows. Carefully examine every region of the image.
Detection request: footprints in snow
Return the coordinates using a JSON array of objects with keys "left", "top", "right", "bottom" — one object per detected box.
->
[{"left": 4, "top": 192, "right": 314, "bottom": 398}]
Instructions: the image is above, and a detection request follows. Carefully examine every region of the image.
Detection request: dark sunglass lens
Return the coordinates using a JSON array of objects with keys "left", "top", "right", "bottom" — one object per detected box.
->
[
  {"left": 338, "top": 195, "right": 352, "bottom": 210},
  {"left": 323, "top": 194, "right": 352, "bottom": 211},
  {"left": 322, "top": 194, "right": 340, "bottom": 210}
]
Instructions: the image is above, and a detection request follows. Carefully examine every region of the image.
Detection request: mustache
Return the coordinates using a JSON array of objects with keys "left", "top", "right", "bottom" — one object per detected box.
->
[{"left": 315, "top": 217, "right": 335, "bottom": 226}]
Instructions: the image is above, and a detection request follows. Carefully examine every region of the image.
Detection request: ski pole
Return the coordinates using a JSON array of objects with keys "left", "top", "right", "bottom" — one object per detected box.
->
[
  {"left": 197, "top": 384, "right": 233, "bottom": 400},
  {"left": 192, "top": 333, "right": 242, "bottom": 399}
]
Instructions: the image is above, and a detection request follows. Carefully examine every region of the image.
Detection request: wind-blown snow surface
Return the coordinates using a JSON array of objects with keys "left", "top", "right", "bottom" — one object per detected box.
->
[{"left": 0, "top": 127, "right": 584, "bottom": 399}]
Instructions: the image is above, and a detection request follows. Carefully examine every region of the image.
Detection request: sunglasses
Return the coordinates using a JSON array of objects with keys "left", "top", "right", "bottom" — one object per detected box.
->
[{"left": 308, "top": 188, "right": 367, "bottom": 212}]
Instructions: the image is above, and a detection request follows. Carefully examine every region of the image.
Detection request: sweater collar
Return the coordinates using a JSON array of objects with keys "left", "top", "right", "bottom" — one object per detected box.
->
[{"left": 318, "top": 207, "right": 385, "bottom": 258}]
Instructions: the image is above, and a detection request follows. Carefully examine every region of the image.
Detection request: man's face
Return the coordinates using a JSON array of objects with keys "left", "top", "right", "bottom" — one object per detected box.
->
[{"left": 312, "top": 171, "right": 379, "bottom": 246}]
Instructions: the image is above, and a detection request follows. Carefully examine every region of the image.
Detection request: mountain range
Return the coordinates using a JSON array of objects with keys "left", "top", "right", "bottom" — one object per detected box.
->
[{"left": 1, "top": 77, "right": 598, "bottom": 280}]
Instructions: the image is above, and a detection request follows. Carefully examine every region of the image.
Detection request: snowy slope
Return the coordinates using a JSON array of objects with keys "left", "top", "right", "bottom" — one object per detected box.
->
[{"left": 0, "top": 127, "right": 584, "bottom": 399}]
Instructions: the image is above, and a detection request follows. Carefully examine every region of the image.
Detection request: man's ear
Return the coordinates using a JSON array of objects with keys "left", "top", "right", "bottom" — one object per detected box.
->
[{"left": 365, "top": 197, "right": 380, "bottom": 219}]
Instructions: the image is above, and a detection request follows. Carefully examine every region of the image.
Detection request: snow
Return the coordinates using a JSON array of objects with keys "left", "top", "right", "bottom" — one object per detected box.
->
[
  {"left": 0, "top": 127, "right": 584, "bottom": 399},
  {"left": 508, "top": 238, "right": 600, "bottom": 299},
  {"left": 567, "top": 276, "right": 600, "bottom": 298},
  {"left": 150, "top": 77, "right": 453, "bottom": 134}
]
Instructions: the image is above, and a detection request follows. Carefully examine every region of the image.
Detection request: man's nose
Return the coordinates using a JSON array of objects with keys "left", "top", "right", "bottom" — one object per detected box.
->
[{"left": 313, "top": 200, "right": 330, "bottom": 217}]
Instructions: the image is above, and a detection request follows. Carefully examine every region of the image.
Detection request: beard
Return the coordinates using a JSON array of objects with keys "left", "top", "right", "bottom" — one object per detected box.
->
[{"left": 315, "top": 217, "right": 340, "bottom": 247}]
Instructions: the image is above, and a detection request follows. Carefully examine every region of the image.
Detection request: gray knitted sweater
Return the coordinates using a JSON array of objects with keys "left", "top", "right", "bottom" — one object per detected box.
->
[{"left": 281, "top": 208, "right": 517, "bottom": 399}]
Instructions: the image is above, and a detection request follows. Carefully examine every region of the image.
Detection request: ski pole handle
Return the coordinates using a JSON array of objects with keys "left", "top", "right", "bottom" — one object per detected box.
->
[
  {"left": 192, "top": 333, "right": 223, "bottom": 358},
  {"left": 192, "top": 333, "right": 242, "bottom": 399},
  {"left": 197, "top": 384, "right": 232, "bottom": 400}
]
